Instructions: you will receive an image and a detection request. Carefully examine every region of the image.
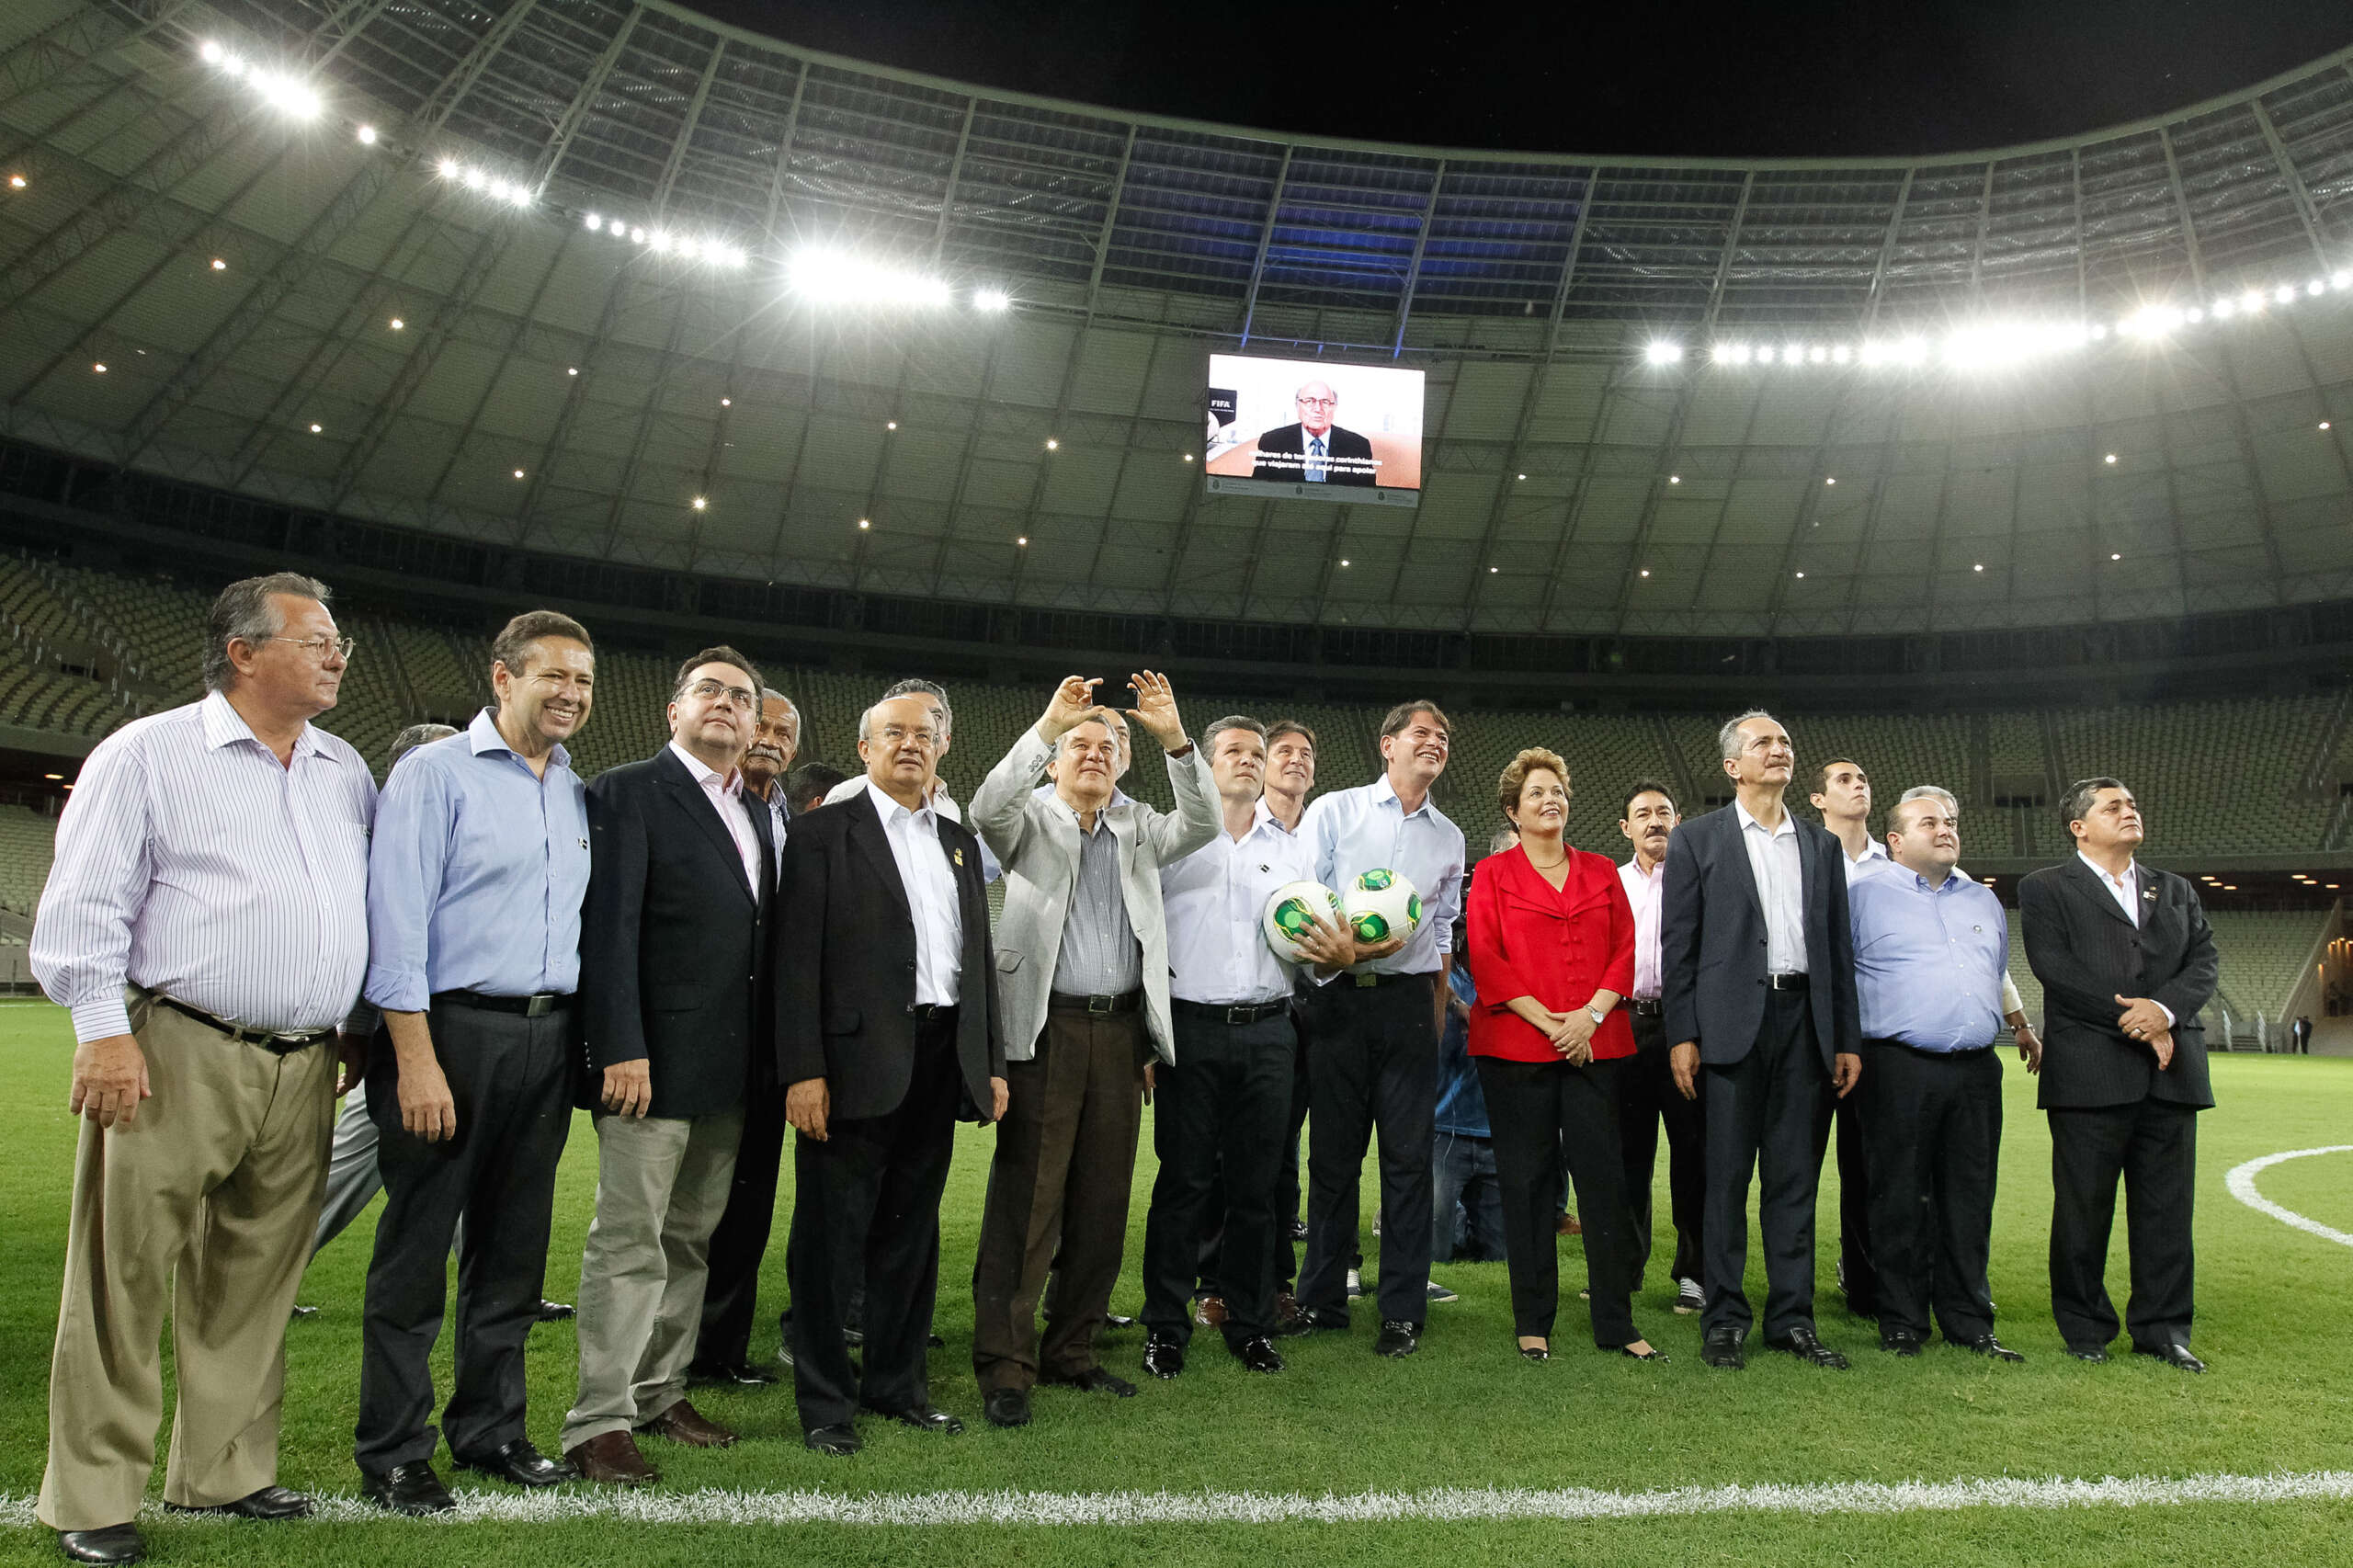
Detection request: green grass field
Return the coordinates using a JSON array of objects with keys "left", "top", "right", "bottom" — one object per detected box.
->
[{"left": 1, "top": 1000, "right": 2349, "bottom": 1566}]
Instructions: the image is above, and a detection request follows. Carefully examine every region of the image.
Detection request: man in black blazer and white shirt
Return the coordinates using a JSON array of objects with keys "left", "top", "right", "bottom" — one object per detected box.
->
[
  {"left": 1661, "top": 710, "right": 1862, "bottom": 1372},
  {"left": 562, "top": 648, "right": 777, "bottom": 1483},
  {"left": 780, "top": 688, "right": 1008, "bottom": 1457},
  {"left": 2018, "top": 778, "right": 2217, "bottom": 1372},
  {"left": 1250, "top": 381, "right": 1378, "bottom": 487}
]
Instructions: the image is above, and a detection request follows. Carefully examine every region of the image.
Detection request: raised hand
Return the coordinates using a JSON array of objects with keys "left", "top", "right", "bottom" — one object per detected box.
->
[
  {"left": 1039, "top": 676, "right": 1102, "bottom": 743},
  {"left": 1124, "top": 669, "right": 1188, "bottom": 753}
]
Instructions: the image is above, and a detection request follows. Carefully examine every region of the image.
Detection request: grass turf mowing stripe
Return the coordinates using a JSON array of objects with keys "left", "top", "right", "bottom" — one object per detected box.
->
[
  {"left": 7, "top": 1471, "right": 2353, "bottom": 1527},
  {"left": 2224, "top": 1145, "right": 2353, "bottom": 1250}
]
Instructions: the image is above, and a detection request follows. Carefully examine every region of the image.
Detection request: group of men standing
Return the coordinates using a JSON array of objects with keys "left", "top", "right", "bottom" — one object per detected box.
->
[{"left": 24, "top": 574, "right": 2223, "bottom": 1568}]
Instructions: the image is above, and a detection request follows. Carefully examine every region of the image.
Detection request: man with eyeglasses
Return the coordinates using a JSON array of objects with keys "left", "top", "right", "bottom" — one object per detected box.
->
[
  {"left": 562, "top": 647, "right": 779, "bottom": 1483},
  {"left": 782, "top": 687, "right": 1006, "bottom": 1457},
  {"left": 355, "top": 610, "right": 597, "bottom": 1514},
  {"left": 32, "top": 574, "right": 375, "bottom": 1565},
  {"left": 1251, "top": 380, "right": 1379, "bottom": 488},
  {"left": 822, "top": 677, "right": 1001, "bottom": 884}
]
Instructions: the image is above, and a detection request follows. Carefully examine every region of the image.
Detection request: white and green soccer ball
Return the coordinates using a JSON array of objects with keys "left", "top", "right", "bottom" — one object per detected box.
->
[
  {"left": 1261, "top": 880, "right": 1344, "bottom": 957},
  {"left": 1341, "top": 868, "right": 1422, "bottom": 944}
]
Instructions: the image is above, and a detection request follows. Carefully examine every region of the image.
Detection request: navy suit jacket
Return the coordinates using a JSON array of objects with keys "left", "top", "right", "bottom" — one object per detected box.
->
[
  {"left": 1250, "top": 422, "right": 1378, "bottom": 486},
  {"left": 1659, "top": 802, "right": 1859, "bottom": 1072},
  {"left": 2018, "top": 858, "right": 2217, "bottom": 1111}
]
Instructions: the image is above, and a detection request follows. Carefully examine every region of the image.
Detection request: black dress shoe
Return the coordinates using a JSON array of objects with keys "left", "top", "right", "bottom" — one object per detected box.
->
[
  {"left": 804, "top": 1424, "right": 862, "bottom": 1457},
  {"left": 1700, "top": 1327, "right": 1746, "bottom": 1369},
  {"left": 1296, "top": 1306, "right": 1348, "bottom": 1333},
  {"left": 288, "top": 1304, "right": 320, "bottom": 1320},
  {"left": 1518, "top": 1343, "right": 1551, "bottom": 1362},
  {"left": 2068, "top": 1344, "right": 2110, "bottom": 1363},
  {"left": 1964, "top": 1333, "right": 2025, "bottom": 1363},
  {"left": 867, "top": 1403, "right": 964, "bottom": 1433},
  {"left": 1880, "top": 1331, "right": 1926, "bottom": 1358},
  {"left": 536, "top": 1299, "right": 574, "bottom": 1322},
  {"left": 1142, "top": 1332, "right": 1186, "bottom": 1380},
  {"left": 2133, "top": 1341, "right": 2207, "bottom": 1373},
  {"left": 984, "top": 1388, "right": 1032, "bottom": 1427},
  {"left": 1374, "top": 1320, "right": 1421, "bottom": 1358},
  {"left": 163, "top": 1484, "right": 314, "bottom": 1519},
  {"left": 1763, "top": 1326, "right": 1851, "bottom": 1369},
  {"left": 56, "top": 1526, "right": 143, "bottom": 1565},
  {"left": 1042, "top": 1366, "right": 1138, "bottom": 1398},
  {"left": 1103, "top": 1313, "right": 1137, "bottom": 1331},
  {"left": 359, "top": 1460, "right": 456, "bottom": 1515},
  {"left": 689, "top": 1359, "right": 779, "bottom": 1387},
  {"left": 1233, "top": 1335, "right": 1286, "bottom": 1373},
  {"left": 453, "top": 1438, "right": 576, "bottom": 1486}
]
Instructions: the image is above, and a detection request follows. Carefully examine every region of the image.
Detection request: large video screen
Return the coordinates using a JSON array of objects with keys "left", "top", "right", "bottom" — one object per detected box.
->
[{"left": 1204, "top": 355, "right": 1425, "bottom": 508}]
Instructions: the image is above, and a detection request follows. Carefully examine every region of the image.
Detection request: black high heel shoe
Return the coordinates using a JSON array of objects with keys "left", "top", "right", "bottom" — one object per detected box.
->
[
  {"left": 1518, "top": 1343, "right": 1551, "bottom": 1362},
  {"left": 1620, "top": 1343, "right": 1668, "bottom": 1362}
]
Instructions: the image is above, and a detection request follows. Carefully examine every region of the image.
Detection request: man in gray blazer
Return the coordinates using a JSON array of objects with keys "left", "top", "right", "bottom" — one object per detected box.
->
[{"left": 969, "top": 672, "right": 1220, "bottom": 1429}]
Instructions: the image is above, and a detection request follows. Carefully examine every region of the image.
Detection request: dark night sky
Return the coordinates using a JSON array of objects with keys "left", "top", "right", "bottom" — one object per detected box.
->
[{"left": 691, "top": 0, "right": 2347, "bottom": 158}]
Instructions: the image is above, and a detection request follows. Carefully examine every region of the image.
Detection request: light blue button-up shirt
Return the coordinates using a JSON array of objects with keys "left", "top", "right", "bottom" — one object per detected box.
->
[
  {"left": 362, "top": 708, "right": 591, "bottom": 1011},
  {"left": 1303, "top": 774, "right": 1465, "bottom": 976},
  {"left": 1848, "top": 863, "right": 2006, "bottom": 1051}
]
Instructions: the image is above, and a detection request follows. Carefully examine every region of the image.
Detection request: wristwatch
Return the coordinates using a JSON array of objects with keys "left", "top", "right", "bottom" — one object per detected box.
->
[{"left": 1586, "top": 1006, "right": 1608, "bottom": 1028}]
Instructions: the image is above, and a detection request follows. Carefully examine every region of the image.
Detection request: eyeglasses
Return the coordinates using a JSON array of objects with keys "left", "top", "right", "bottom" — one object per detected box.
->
[
  {"left": 876, "top": 724, "right": 942, "bottom": 750},
  {"left": 685, "top": 678, "right": 757, "bottom": 710},
  {"left": 268, "top": 635, "right": 356, "bottom": 661},
  {"left": 1296, "top": 395, "right": 1338, "bottom": 407}
]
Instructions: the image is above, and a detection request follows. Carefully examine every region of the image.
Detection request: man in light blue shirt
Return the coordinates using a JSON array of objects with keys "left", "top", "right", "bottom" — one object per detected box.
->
[
  {"left": 1294, "top": 700, "right": 1466, "bottom": 1358},
  {"left": 1848, "top": 785, "right": 2028, "bottom": 1365},
  {"left": 355, "top": 611, "right": 597, "bottom": 1511}
]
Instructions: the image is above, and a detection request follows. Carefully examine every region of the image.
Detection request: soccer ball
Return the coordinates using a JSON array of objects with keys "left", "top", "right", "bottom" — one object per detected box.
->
[
  {"left": 1342, "top": 868, "right": 1422, "bottom": 944},
  {"left": 1261, "top": 880, "right": 1344, "bottom": 957}
]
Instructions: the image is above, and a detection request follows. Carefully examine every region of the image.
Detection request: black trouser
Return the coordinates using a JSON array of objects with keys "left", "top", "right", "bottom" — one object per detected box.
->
[
  {"left": 1477, "top": 1054, "right": 1639, "bottom": 1345},
  {"left": 1700, "top": 986, "right": 1832, "bottom": 1340},
  {"left": 1197, "top": 1010, "right": 1313, "bottom": 1301},
  {"left": 1298, "top": 974, "right": 1438, "bottom": 1328},
  {"left": 1616, "top": 1006, "right": 1705, "bottom": 1289},
  {"left": 1862, "top": 1040, "right": 2000, "bottom": 1344},
  {"left": 788, "top": 1012, "right": 960, "bottom": 1433},
  {"left": 1813, "top": 1074, "right": 1877, "bottom": 1313},
  {"left": 2047, "top": 1096, "right": 2199, "bottom": 1353},
  {"left": 696, "top": 1065, "right": 787, "bottom": 1369},
  {"left": 1142, "top": 1006, "right": 1296, "bottom": 1348},
  {"left": 355, "top": 999, "right": 574, "bottom": 1471}
]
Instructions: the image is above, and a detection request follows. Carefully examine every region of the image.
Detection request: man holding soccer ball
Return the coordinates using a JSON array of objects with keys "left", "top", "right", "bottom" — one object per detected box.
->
[{"left": 1293, "top": 701, "right": 1468, "bottom": 1358}]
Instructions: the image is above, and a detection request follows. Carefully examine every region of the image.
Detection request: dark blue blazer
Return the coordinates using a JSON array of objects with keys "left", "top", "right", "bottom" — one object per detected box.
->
[{"left": 2018, "top": 858, "right": 2217, "bottom": 1111}]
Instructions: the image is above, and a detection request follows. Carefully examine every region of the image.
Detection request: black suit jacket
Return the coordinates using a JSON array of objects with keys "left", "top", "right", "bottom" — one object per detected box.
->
[
  {"left": 776, "top": 786, "right": 1003, "bottom": 1121},
  {"left": 2018, "top": 858, "right": 2217, "bottom": 1111},
  {"left": 579, "top": 747, "right": 777, "bottom": 1119},
  {"left": 1250, "top": 422, "right": 1378, "bottom": 486},
  {"left": 1659, "top": 802, "right": 1860, "bottom": 1072}
]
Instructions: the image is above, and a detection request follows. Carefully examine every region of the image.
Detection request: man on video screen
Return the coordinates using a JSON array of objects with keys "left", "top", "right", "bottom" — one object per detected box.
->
[{"left": 1251, "top": 381, "right": 1377, "bottom": 488}]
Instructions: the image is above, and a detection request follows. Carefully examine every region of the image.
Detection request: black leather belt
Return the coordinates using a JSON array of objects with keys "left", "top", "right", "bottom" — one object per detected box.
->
[
  {"left": 154, "top": 994, "right": 334, "bottom": 1053},
  {"left": 1766, "top": 972, "right": 1809, "bottom": 991},
  {"left": 1349, "top": 970, "right": 1432, "bottom": 989},
  {"left": 1051, "top": 990, "right": 1143, "bottom": 1015},
  {"left": 433, "top": 989, "right": 572, "bottom": 1017},
  {"left": 1628, "top": 997, "right": 1663, "bottom": 1016},
  {"left": 1175, "top": 998, "right": 1290, "bottom": 1026},
  {"left": 906, "top": 1002, "right": 958, "bottom": 1022}
]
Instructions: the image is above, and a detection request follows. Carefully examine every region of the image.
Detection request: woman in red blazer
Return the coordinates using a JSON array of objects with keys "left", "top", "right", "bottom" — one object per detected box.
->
[{"left": 1466, "top": 747, "right": 1659, "bottom": 1362}]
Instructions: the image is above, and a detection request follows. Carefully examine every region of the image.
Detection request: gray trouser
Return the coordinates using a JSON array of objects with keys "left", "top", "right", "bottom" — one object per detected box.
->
[
  {"left": 560, "top": 1109, "right": 744, "bottom": 1449},
  {"left": 312, "top": 1079, "right": 464, "bottom": 1260}
]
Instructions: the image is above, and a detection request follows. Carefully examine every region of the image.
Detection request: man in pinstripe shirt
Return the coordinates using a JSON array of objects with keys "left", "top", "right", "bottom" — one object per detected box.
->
[{"left": 30, "top": 573, "right": 375, "bottom": 1566}]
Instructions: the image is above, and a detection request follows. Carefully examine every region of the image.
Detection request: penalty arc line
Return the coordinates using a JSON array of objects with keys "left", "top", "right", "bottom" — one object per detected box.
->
[
  {"left": 2224, "top": 1145, "right": 2353, "bottom": 1251},
  {"left": 6, "top": 1471, "right": 2353, "bottom": 1528}
]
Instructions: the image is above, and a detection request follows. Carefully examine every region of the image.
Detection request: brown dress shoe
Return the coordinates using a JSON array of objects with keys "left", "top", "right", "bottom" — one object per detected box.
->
[
  {"left": 1556, "top": 1212, "right": 1582, "bottom": 1237},
  {"left": 638, "top": 1398, "right": 739, "bottom": 1449},
  {"left": 1273, "top": 1291, "right": 1308, "bottom": 1336},
  {"left": 564, "top": 1430, "right": 660, "bottom": 1486},
  {"left": 1191, "top": 1294, "right": 1228, "bottom": 1329}
]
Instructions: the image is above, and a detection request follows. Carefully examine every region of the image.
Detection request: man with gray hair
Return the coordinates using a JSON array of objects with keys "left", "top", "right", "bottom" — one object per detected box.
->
[
  {"left": 1847, "top": 786, "right": 2027, "bottom": 1362},
  {"left": 31, "top": 573, "right": 374, "bottom": 1562},
  {"left": 822, "top": 677, "right": 1000, "bottom": 883}
]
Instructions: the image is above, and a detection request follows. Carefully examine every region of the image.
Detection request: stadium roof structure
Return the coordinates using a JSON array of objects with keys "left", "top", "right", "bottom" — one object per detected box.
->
[{"left": 6, "top": 0, "right": 2353, "bottom": 642}]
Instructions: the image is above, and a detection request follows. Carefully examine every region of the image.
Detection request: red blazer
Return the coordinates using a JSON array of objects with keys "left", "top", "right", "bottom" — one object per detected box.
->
[{"left": 1465, "top": 844, "right": 1637, "bottom": 1063}]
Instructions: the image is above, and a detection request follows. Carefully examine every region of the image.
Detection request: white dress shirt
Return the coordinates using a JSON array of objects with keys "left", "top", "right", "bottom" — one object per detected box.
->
[
  {"left": 1618, "top": 854, "right": 1666, "bottom": 1001},
  {"left": 1733, "top": 799, "right": 1808, "bottom": 975},
  {"left": 668, "top": 739, "right": 762, "bottom": 897},
  {"left": 868, "top": 778, "right": 963, "bottom": 1006},
  {"left": 1305, "top": 775, "right": 1467, "bottom": 977},
  {"left": 31, "top": 691, "right": 376, "bottom": 1042},
  {"left": 1841, "top": 837, "right": 1890, "bottom": 886},
  {"left": 1163, "top": 800, "right": 1318, "bottom": 1005},
  {"left": 824, "top": 773, "right": 1000, "bottom": 883},
  {"left": 2078, "top": 849, "right": 2170, "bottom": 1024}
]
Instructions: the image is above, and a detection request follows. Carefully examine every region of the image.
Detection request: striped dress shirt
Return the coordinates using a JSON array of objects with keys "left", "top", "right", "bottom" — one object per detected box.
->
[{"left": 31, "top": 690, "right": 377, "bottom": 1043}]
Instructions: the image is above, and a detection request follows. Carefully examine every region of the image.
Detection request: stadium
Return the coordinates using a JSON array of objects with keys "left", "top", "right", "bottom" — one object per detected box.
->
[{"left": 2, "top": 0, "right": 2351, "bottom": 1562}]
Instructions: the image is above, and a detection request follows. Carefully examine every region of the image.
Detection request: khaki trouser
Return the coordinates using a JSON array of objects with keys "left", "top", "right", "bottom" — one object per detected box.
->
[
  {"left": 38, "top": 991, "right": 337, "bottom": 1531},
  {"left": 559, "top": 1109, "right": 743, "bottom": 1450}
]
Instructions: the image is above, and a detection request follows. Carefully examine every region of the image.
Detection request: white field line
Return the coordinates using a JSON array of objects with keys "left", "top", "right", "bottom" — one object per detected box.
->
[
  {"left": 6, "top": 1471, "right": 2353, "bottom": 1528},
  {"left": 2225, "top": 1145, "right": 2353, "bottom": 1250}
]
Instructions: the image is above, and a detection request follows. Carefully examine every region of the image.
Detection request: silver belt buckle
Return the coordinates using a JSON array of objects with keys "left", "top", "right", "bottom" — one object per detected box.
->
[
  {"left": 1087, "top": 994, "right": 1117, "bottom": 1016},
  {"left": 525, "top": 994, "right": 554, "bottom": 1018},
  {"left": 1354, "top": 972, "right": 1379, "bottom": 989}
]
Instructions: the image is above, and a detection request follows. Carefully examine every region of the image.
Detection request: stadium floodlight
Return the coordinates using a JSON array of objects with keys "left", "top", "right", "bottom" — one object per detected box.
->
[
  {"left": 974, "top": 287, "right": 1013, "bottom": 312},
  {"left": 1643, "top": 340, "right": 1682, "bottom": 364},
  {"left": 220, "top": 54, "right": 246, "bottom": 78},
  {"left": 789, "top": 248, "right": 953, "bottom": 307},
  {"left": 356, "top": 124, "right": 377, "bottom": 144},
  {"left": 2182, "top": 309, "right": 2202, "bottom": 324},
  {"left": 585, "top": 213, "right": 602, "bottom": 232},
  {"left": 1754, "top": 346, "right": 1775, "bottom": 364},
  {"left": 2241, "top": 290, "right": 2266, "bottom": 313},
  {"left": 2311, "top": 279, "right": 2328, "bottom": 297},
  {"left": 1830, "top": 344, "right": 1850, "bottom": 364},
  {"left": 461, "top": 167, "right": 484, "bottom": 190},
  {"left": 438, "top": 158, "right": 459, "bottom": 178},
  {"left": 1807, "top": 346, "right": 1828, "bottom": 364},
  {"left": 2335, "top": 271, "right": 2352, "bottom": 290},
  {"left": 1897, "top": 337, "right": 1928, "bottom": 365},
  {"left": 2276, "top": 285, "right": 2300, "bottom": 306},
  {"left": 2212, "top": 297, "right": 2235, "bottom": 318},
  {"left": 1784, "top": 344, "right": 1806, "bottom": 366},
  {"left": 628, "top": 227, "right": 645, "bottom": 244},
  {"left": 199, "top": 40, "right": 223, "bottom": 62},
  {"left": 2123, "top": 305, "right": 2182, "bottom": 340}
]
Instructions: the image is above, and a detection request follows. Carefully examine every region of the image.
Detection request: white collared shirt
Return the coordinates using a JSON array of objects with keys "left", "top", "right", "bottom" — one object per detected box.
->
[
  {"left": 2075, "top": 850, "right": 2173, "bottom": 1026},
  {"left": 868, "top": 778, "right": 963, "bottom": 1006},
  {"left": 1733, "top": 799, "right": 1808, "bottom": 975},
  {"left": 1842, "top": 836, "right": 1890, "bottom": 886},
  {"left": 1163, "top": 799, "right": 1319, "bottom": 1005},
  {"left": 1304, "top": 774, "right": 1466, "bottom": 977},
  {"left": 1618, "top": 854, "right": 1666, "bottom": 1000},
  {"left": 667, "top": 739, "right": 762, "bottom": 898}
]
